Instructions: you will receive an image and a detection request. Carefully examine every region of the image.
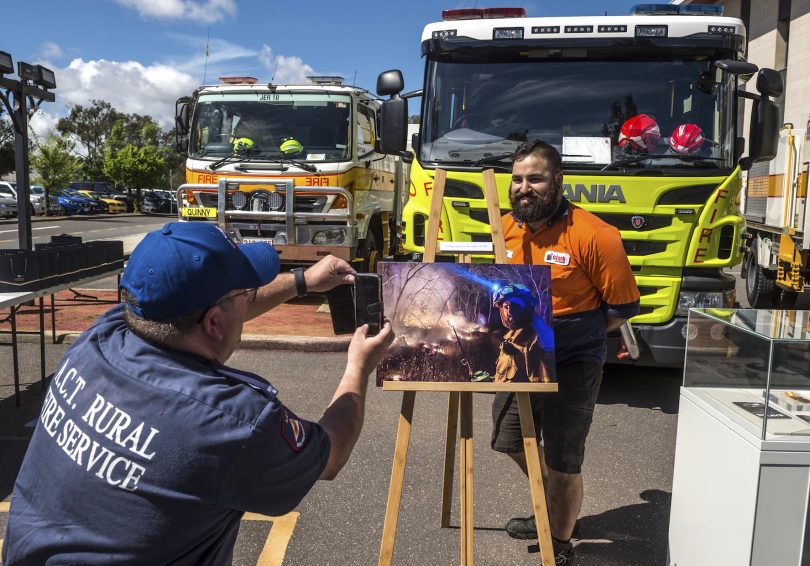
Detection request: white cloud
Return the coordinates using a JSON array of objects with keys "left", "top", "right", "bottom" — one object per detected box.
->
[
  {"left": 258, "top": 44, "right": 316, "bottom": 84},
  {"left": 114, "top": 0, "right": 237, "bottom": 23},
  {"left": 29, "top": 110, "right": 61, "bottom": 141},
  {"left": 37, "top": 42, "right": 64, "bottom": 61},
  {"left": 48, "top": 58, "right": 199, "bottom": 130}
]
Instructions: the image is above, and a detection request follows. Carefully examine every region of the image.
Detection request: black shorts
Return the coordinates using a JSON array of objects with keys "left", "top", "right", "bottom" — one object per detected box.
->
[{"left": 490, "top": 361, "right": 602, "bottom": 474}]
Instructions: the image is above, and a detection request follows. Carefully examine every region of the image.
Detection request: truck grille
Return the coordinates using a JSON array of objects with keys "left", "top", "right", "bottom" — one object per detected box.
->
[
  {"left": 622, "top": 241, "right": 667, "bottom": 256},
  {"left": 593, "top": 213, "right": 672, "bottom": 232},
  {"left": 198, "top": 191, "right": 328, "bottom": 213},
  {"left": 469, "top": 209, "right": 512, "bottom": 224}
]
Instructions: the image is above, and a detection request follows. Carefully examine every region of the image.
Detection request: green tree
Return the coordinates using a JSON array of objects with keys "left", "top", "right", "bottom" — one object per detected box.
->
[
  {"left": 30, "top": 134, "right": 81, "bottom": 215},
  {"left": 103, "top": 144, "right": 166, "bottom": 211},
  {"left": 56, "top": 99, "right": 121, "bottom": 180},
  {"left": 0, "top": 107, "right": 16, "bottom": 176}
]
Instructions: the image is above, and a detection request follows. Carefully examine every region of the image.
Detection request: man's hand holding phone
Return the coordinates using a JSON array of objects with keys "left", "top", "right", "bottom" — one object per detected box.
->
[{"left": 347, "top": 318, "right": 395, "bottom": 378}]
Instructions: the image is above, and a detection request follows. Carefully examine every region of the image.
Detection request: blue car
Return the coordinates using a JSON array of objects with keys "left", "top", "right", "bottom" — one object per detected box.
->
[{"left": 49, "top": 190, "right": 85, "bottom": 216}]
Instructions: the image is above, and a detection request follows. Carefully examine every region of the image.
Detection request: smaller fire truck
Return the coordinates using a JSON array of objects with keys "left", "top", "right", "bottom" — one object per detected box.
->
[{"left": 174, "top": 76, "right": 407, "bottom": 269}]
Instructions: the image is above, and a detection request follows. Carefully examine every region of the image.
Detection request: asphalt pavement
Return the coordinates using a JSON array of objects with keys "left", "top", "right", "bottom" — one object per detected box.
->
[
  {"left": 0, "top": 337, "right": 681, "bottom": 566},
  {"left": 0, "top": 212, "right": 689, "bottom": 564}
]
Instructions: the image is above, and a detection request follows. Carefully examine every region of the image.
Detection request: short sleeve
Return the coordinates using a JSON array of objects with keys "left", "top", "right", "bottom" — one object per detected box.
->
[
  {"left": 585, "top": 226, "right": 640, "bottom": 319},
  {"left": 230, "top": 400, "right": 330, "bottom": 516}
]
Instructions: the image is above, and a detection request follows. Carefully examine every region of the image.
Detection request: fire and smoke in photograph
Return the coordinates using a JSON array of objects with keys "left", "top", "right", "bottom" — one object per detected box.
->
[{"left": 377, "top": 262, "right": 555, "bottom": 385}]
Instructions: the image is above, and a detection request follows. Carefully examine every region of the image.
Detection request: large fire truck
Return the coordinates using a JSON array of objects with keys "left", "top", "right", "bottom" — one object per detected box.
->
[
  {"left": 174, "top": 76, "right": 407, "bottom": 270},
  {"left": 742, "top": 120, "right": 810, "bottom": 308},
  {"left": 375, "top": 4, "right": 783, "bottom": 366}
]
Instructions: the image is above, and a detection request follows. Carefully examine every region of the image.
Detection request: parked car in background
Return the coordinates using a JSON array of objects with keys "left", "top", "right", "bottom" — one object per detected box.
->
[
  {"left": 141, "top": 189, "right": 176, "bottom": 214},
  {"left": 0, "top": 188, "right": 17, "bottom": 217},
  {"left": 0, "top": 181, "right": 42, "bottom": 215},
  {"left": 77, "top": 190, "right": 126, "bottom": 213},
  {"left": 63, "top": 189, "right": 107, "bottom": 214},
  {"left": 48, "top": 190, "right": 83, "bottom": 216},
  {"left": 70, "top": 181, "right": 134, "bottom": 211}
]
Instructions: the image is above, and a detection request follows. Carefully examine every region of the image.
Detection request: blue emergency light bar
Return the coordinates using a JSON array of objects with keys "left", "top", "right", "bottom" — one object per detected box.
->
[{"left": 631, "top": 4, "right": 724, "bottom": 16}]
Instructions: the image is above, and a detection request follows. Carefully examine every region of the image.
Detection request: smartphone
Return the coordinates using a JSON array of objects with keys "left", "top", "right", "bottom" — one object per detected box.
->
[
  {"left": 355, "top": 273, "right": 383, "bottom": 336},
  {"left": 326, "top": 284, "right": 356, "bottom": 335}
]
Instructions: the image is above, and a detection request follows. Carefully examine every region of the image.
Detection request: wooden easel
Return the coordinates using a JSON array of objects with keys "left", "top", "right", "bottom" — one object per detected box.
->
[{"left": 378, "top": 169, "right": 557, "bottom": 565}]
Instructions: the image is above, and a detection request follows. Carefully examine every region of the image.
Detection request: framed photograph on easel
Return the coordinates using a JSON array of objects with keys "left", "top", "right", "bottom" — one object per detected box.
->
[{"left": 377, "top": 261, "right": 555, "bottom": 385}]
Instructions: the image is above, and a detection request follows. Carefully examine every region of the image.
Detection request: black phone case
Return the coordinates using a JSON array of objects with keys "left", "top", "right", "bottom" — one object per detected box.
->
[
  {"left": 326, "top": 284, "right": 356, "bottom": 335},
  {"left": 355, "top": 273, "right": 383, "bottom": 336}
]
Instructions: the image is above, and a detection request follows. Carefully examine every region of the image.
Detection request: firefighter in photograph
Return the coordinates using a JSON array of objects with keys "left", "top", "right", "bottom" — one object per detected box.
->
[{"left": 492, "top": 283, "right": 553, "bottom": 384}]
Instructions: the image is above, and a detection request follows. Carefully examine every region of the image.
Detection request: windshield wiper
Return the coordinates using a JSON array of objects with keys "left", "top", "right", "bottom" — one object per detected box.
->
[
  {"left": 261, "top": 154, "right": 318, "bottom": 173},
  {"left": 601, "top": 153, "right": 724, "bottom": 172},
  {"left": 209, "top": 150, "right": 259, "bottom": 171},
  {"left": 473, "top": 152, "right": 515, "bottom": 171}
]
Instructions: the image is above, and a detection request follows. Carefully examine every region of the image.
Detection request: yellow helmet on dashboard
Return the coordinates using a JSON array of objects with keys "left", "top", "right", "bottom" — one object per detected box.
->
[
  {"left": 233, "top": 137, "right": 254, "bottom": 153},
  {"left": 280, "top": 137, "right": 303, "bottom": 155}
]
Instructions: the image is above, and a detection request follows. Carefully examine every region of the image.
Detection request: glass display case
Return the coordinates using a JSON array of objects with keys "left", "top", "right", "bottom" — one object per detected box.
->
[
  {"left": 669, "top": 308, "right": 810, "bottom": 566},
  {"left": 684, "top": 308, "right": 810, "bottom": 441}
]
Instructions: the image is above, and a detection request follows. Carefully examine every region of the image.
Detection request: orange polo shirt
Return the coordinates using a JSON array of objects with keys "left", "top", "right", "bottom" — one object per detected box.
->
[{"left": 502, "top": 199, "right": 639, "bottom": 365}]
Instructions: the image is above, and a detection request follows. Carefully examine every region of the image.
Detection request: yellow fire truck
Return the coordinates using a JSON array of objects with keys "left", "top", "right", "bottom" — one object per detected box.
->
[
  {"left": 174, "top": 76, "right": 407, "bottom": 270},
  {"left": 375, "top": 4, "right": 783, "bottom": 366},
  {"left": 742, "top": 120, "right": 810, "bottom": 308}
]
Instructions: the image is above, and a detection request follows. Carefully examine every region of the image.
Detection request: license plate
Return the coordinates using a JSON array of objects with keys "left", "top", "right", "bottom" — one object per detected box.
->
[{"left": 181, "top": 207, "right": 217, "bottom": 218}]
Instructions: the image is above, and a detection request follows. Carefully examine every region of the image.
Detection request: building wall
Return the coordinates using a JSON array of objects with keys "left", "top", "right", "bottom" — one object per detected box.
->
[{"left": 681, "top": 0, "right": 810, "bottom": 152}]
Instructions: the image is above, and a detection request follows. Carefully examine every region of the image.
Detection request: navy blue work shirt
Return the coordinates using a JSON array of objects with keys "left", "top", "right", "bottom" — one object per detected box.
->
[{"left": 3, "top": 305, "right": 330, "bottom": 565}]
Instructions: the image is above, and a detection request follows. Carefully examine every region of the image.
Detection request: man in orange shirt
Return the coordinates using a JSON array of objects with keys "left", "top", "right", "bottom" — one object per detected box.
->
[{"left": 491, "top": 140, "right": 639, "bottom": 565}]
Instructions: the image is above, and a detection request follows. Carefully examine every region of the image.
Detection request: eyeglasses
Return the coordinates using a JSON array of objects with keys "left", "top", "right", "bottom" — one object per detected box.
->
[
  {"left": 227, "top": 287, "right": 258, "bottom": 305},
  {"left": 198, "top": 288, "right": 258, "bottom": 322}
]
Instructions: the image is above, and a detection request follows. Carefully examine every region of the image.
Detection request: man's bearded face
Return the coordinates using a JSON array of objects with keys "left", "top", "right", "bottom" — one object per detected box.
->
[
  {"left": 498, "top": 300, "right": 532, "bottom": 330},
  {"left": 509, "top": 154, "right": 563, "bottom": 224}
]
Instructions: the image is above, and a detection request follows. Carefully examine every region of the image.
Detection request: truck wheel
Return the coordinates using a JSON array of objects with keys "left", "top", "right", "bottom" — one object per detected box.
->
[
  {"left": 745, "top": 252, "right": 774, "bottom": 308},
  {"left": 359, "top": 219, "right": 382, "bottom": 273}
]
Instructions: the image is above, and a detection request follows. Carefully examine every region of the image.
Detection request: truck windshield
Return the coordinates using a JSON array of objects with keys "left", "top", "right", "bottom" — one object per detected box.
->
[
  {"left": 190, "top": 93, "right": 352, "bottom": 161},
  {"left": 421, "top": 48, "right": 735, "bottom": 172}
]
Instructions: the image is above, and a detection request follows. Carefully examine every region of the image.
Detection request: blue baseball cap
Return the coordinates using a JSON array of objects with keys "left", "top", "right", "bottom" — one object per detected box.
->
[{"left": 121, "top": 222, "right": 280, "bottom": 321}]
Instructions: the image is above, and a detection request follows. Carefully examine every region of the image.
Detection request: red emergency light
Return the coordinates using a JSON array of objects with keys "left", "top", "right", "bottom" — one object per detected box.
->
[
  {"left": 442, "top": 7, "right": 525, "bottom": 20},
  {"left": 218, "top": 76, "right": 257, "bottom": 85}
]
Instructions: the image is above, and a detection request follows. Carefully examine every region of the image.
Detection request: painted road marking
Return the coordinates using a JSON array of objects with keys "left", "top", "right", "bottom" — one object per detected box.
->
[
  {"left": 0, "top": 501, "right": 299, "bottom": 565},
  {"left": 0, "top": 225, "right": 61, "bottom": 234}
]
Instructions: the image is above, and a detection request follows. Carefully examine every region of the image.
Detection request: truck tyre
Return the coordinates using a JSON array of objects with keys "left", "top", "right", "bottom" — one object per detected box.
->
[
  {"left": 358, "top": 217, "right": 382, "bottom": 274},
  {"left": 745, "top": 252, "right": 774, "bottom": 308}
]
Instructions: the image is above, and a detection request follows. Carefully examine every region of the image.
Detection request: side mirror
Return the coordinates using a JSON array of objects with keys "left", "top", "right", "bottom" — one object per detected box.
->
[
  {"left": 411, "top": 132, "right": 421, "bottom": 155},
  {"left": 379, "top": 97, "right": 408, "bottom": 154},
  {"left": 175, "top": 98, "right": 191, "bottom": 136},
  {"left": 715, "top": 59, "right": 759, "bottom": 76},
  {"left": 756, "top": 68, "right": 784, "bottom": 98},
  {"left": 377, "top": 70, "right": 404, "bottom": 97},
  {"left": 742, "top": 97, "right": 780, "bottom": 170},
  {"left": 734, "top": 136, "right": 745, "bottom": 162},
  {"left": 176, "top": 138, "right": 189, "bottom": 153}
]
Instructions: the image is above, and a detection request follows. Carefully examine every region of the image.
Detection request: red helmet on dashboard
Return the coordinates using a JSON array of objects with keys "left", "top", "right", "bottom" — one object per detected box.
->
[
  {"left": 668, "top": 123, "right": 705, "bottom": 154},
  {"left": 618, "top": 114, "right": 661, "bottom": 153}
]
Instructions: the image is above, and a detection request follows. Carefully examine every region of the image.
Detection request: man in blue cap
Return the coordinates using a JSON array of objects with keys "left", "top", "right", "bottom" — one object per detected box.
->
[{"left": 3, "top": 222, "right": 394, "bottom": 565}]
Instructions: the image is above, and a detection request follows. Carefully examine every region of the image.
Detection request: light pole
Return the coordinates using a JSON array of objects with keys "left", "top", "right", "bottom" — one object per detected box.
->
[{"left": 0, "top": 51, "right": 56, "bottom": 250}]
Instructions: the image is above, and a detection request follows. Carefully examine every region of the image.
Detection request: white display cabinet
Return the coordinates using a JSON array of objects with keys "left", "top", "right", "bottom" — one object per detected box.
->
[{"left": 668, "top": 308, "right": 810, "bottom": 566}]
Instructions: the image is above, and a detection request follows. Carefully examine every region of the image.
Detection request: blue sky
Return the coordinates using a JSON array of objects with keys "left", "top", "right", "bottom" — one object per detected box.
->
[{"left": 2, "top": 0, "right": 639, "bottom": 136}]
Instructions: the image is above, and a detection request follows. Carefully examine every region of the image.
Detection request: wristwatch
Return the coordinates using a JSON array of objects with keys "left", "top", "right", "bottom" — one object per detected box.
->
[{"left": 291, "top": 268, "right": 307, "bottom": 297}]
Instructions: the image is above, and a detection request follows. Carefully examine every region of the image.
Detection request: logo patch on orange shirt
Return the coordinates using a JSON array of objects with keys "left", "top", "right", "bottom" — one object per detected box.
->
[{"left": 544, "top": 250, "right": 570, "bottom": 266}]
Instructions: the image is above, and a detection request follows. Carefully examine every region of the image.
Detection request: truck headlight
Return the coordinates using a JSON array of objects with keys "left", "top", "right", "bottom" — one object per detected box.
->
[
  {"left": 676, "top": 290, "right": 735, "bottom": 316},
  {"left": 312, "top": 229, "right": 346, "bottom": 245}
]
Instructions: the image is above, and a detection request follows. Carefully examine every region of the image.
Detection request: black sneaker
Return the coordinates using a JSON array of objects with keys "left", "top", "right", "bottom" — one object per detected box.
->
[{"left": 504, "top": 516, "right": 581, "bottom": 540}]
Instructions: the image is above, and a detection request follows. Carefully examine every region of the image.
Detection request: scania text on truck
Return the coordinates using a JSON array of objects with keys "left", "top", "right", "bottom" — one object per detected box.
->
[
  {"left": 375, "top": 4, "right": 783, "bottom": 366},
  {"left": 174, "top": 75, "right": 407, "bottom": 270}
]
